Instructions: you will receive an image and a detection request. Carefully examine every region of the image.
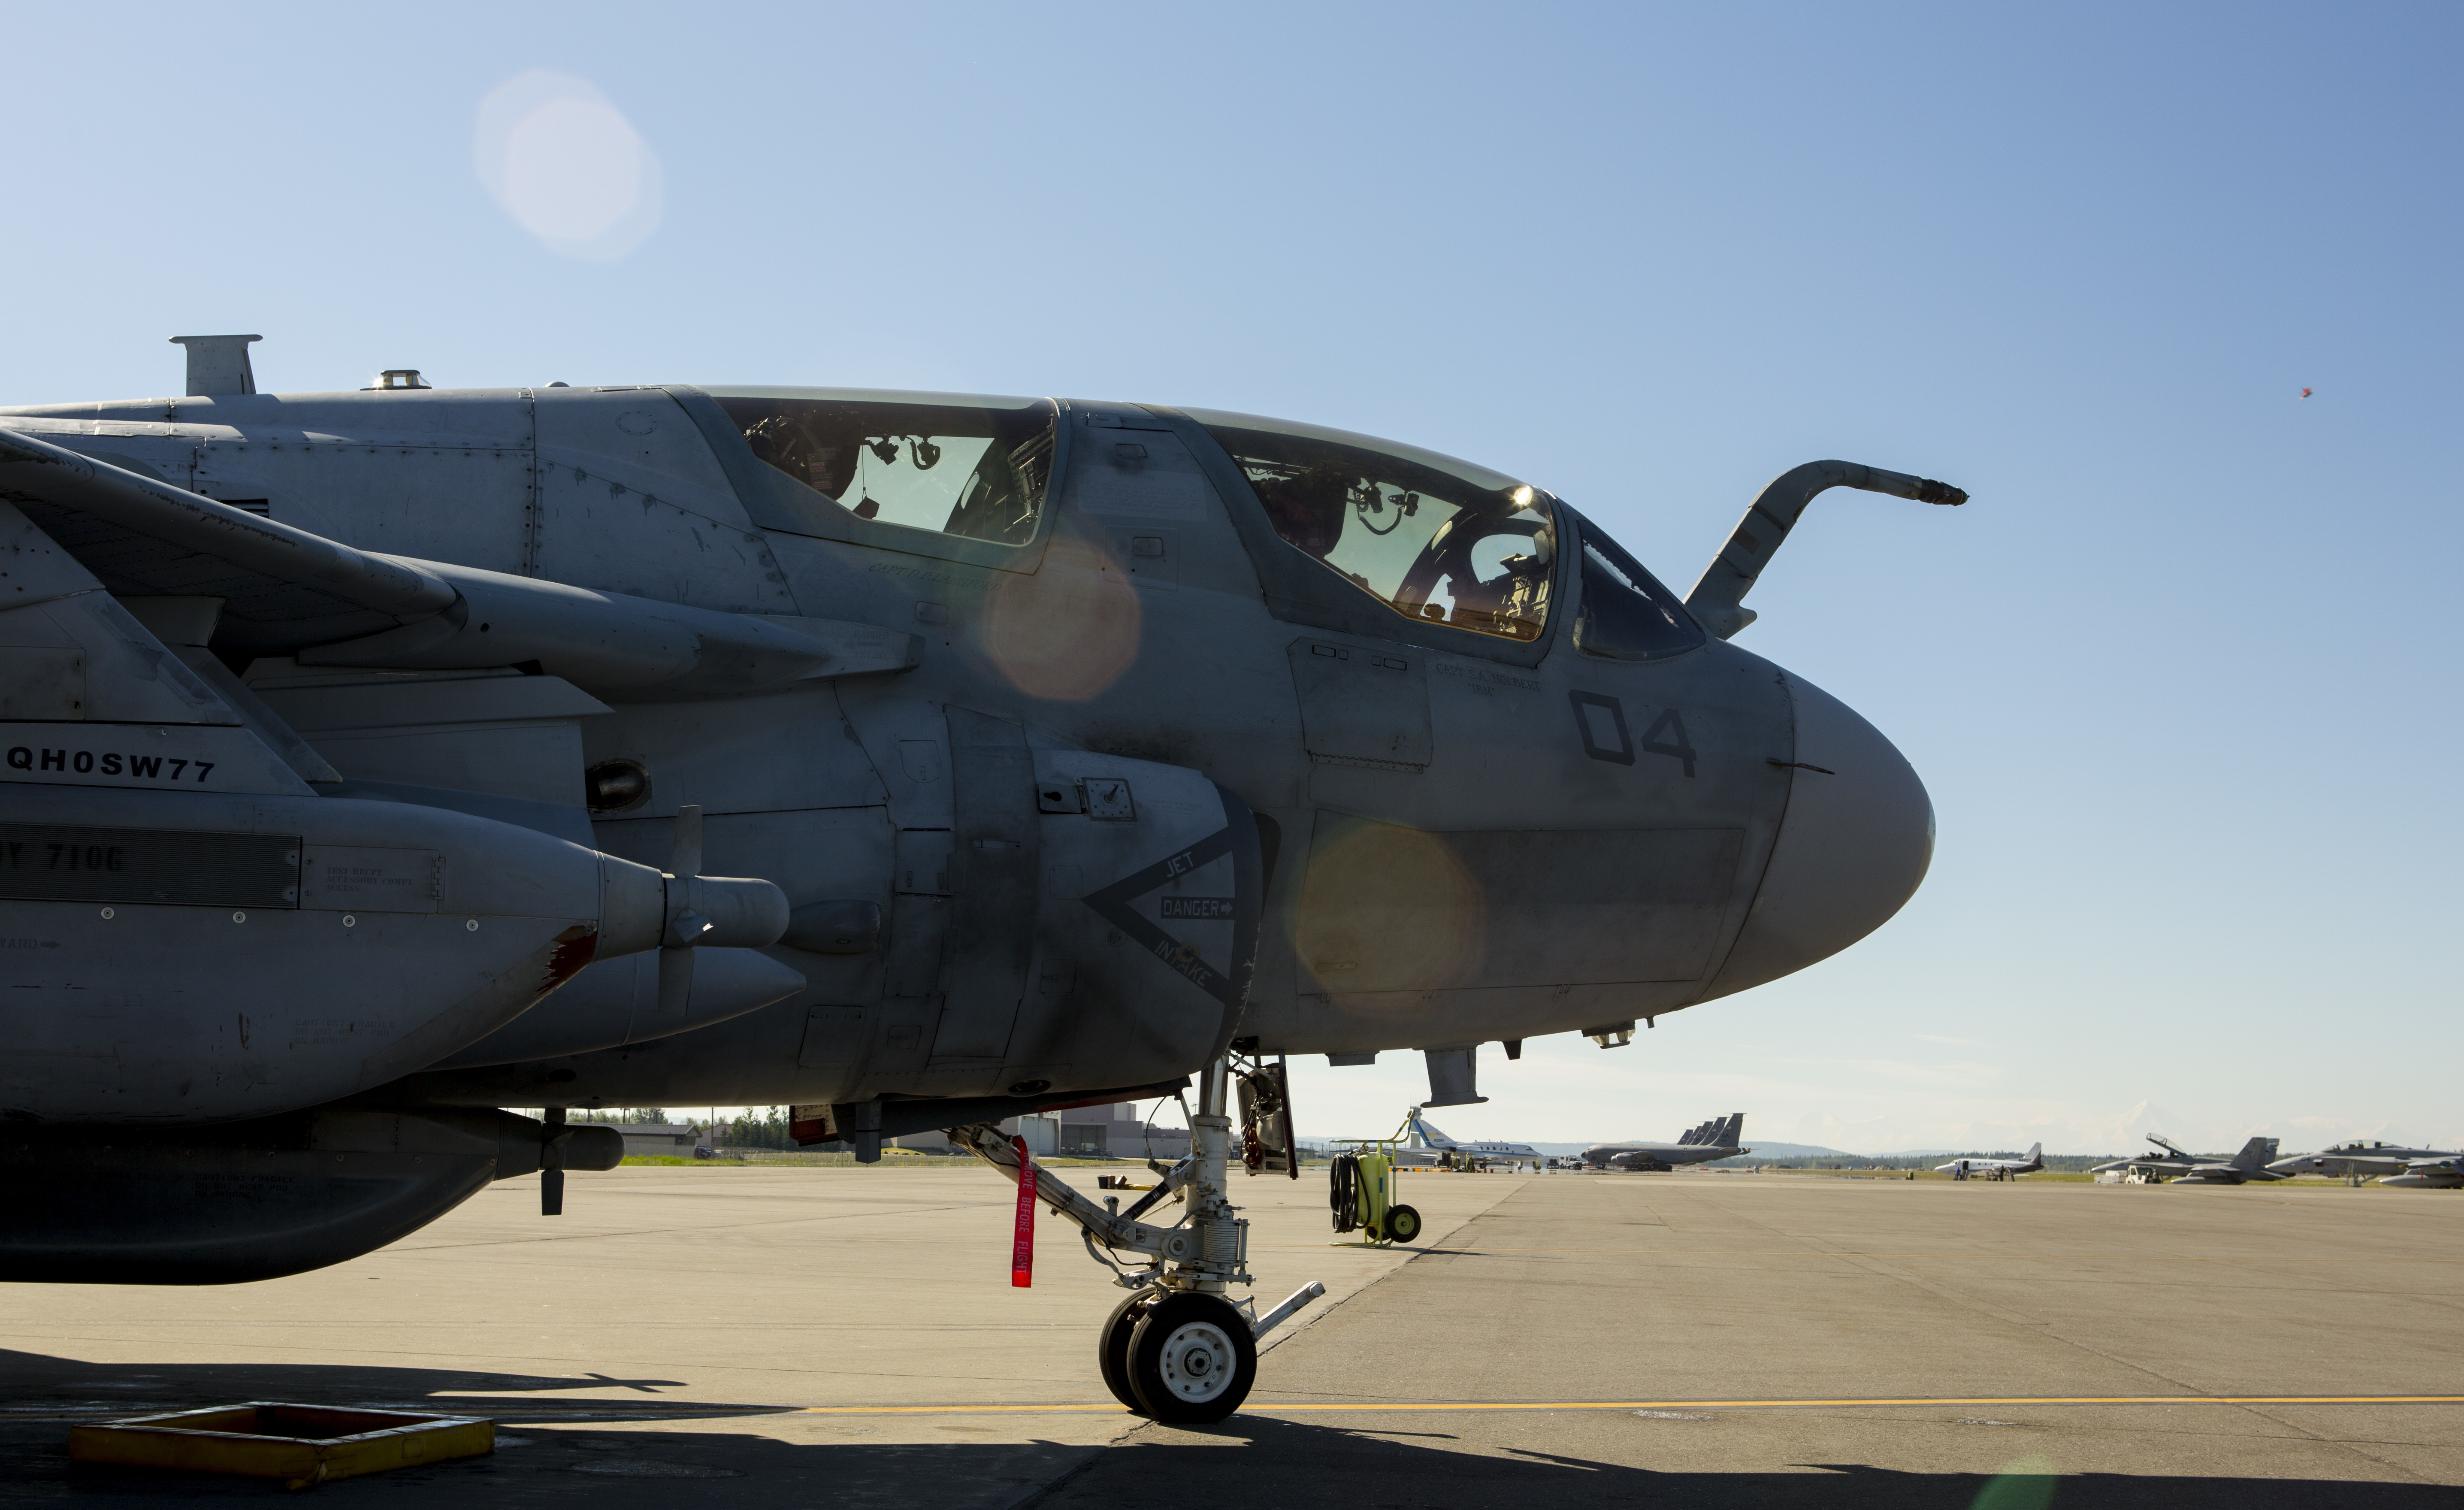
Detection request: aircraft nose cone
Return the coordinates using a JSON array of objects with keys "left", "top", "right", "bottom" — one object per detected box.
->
[{"left": 1702, "top": 672, "right": 1934, "bottom": 999}]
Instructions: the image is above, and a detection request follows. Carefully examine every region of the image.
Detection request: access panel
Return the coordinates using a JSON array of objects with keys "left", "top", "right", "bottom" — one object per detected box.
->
[
  {"left": 1292, "top": 813, "right": 1744, "bottom": 994},
  {"left": 1287, "top": 639, "right": 1431, "bottom": 772}
]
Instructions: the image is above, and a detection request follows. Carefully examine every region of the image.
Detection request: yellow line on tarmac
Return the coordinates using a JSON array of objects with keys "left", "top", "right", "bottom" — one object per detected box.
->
[{"left": 794, "top": 1394, "right": 2464, "bottom": 1417}]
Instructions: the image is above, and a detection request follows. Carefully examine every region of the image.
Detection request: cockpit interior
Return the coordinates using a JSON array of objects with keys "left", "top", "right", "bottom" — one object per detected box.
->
[{"left": 720, "top": 393, "right": 1057, "bottom": 545}]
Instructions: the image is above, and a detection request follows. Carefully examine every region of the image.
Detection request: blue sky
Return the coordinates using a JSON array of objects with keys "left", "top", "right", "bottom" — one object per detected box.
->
[{"left": 5, "top": 4, "right": 2455, "bottom": 1155}]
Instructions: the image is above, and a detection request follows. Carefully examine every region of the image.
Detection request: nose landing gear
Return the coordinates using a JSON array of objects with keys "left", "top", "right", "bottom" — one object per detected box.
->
[
  {"left": 1106, "top": 1290, "right": 1259, "bottom": 1422},
  {"left": 953, "top": 1053, "right": 1324, "bottom": 1425}
]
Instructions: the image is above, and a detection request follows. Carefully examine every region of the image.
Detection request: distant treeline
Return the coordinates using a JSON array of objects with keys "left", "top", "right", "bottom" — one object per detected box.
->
[
  {"left": 1710, "top": 1152, "right": 2122, "bottom": 1173},
  {"left": 566, "top": 1107, "right": 804, "bottom": 1150},
  {"left": 712, "top": 1108, "right": 800, "bottom": 1150}
]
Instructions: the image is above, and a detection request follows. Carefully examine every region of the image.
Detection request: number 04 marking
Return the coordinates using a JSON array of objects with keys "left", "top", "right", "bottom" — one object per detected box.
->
[{"left": 1568, "top": 691, "right": 1697, "bottom": 777}]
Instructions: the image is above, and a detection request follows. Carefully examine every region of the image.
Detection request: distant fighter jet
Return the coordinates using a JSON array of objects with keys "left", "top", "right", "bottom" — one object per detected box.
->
[
  {"left": 2376, "top": 1157, "right": 2464, "bottom": 1189},
  {"left": 2167, "top": 1137, "right": 2285, "bottom": 1185},
  {"left": 2092, "top": 1134, "right": 2283, "bottom": 1184},
  {"left": 1579, "top": 1113, "right": 1748, "bottom": 1171},
  {"left": 2266, "top": 1141, "right": 2460, "bottom": 1181},
  {"left": 1936, "top": 1142, "right": 2042, "bottom": 1177}
]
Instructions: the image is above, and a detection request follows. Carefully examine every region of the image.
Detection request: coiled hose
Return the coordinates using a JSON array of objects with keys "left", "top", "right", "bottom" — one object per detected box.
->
[{"left": 1330, "top": 1152, "right": 1360, "bottom": 1233}]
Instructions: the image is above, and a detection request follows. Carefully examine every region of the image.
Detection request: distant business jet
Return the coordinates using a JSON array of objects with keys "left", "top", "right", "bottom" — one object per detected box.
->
[
  {"left": 1579, "top": 1113, "right": 1749, "bottom": 1172},
  {"left": 1936, "top": 1142, "right": 2043, "bottom": 1178},
  {"left": 1403, "top": 1108, "right": 1542, "bottom": 1169}
]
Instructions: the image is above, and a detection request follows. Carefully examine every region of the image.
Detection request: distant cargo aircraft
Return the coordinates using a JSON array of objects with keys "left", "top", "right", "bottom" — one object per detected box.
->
[
  {"left": 2266, "top": 1141, "right": 2461, "bottom": 1181},
  {"left": 1579, "top": 1113, "right": 1748, "bottom": 1171},
  {"left": 1937, "top": 1142, "right": 2042, "bottom": 1177},
  {"left": 1402, "top": 1107, "right": 1542, "bottom": 1169}
]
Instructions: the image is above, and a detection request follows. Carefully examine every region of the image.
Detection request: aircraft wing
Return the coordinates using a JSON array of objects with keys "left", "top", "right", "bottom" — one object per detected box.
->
[
  {"left": 0, "top": 425, "right": 910, "bottom": 696},
  {"left": 0, "top": 425, "right": 455, "bottom": 648}
]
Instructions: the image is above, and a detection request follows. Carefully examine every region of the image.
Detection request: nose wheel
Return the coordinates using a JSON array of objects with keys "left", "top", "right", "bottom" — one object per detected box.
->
[
  {"left": 1097, "top": 1289, "right": 1155, "bottom": 1413},
  {"left": 1125, "top": 1291, "right": 1257, "bottom": 1423},
  {"left": 951, "top": 1053, "right": 1321, "bottom": 1426}
]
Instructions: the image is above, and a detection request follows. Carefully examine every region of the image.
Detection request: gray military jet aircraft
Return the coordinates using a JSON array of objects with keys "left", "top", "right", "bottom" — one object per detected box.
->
[
  {"left": 1579, "top": 1112, "right": 1750, "bottom": 1171},
  {"left": 2091, "top": 1134, "right": 2283, "bottom": 1185},
  {"left": 2089, "top": 1133, "right": 2196, "bottom": 1179},
  {"left": 2168, "top": 1137, "right": 2285, "bottom": 1184},
  {"left": 0, "top": 336, "right": 1957, "bottom": 1421},
  {"left": 2266, "top": 1141, "right": 2461, "bottom": 1181},
  {"left": 2375, "top": 1157, "right": 2464, "bottom": 1189}
]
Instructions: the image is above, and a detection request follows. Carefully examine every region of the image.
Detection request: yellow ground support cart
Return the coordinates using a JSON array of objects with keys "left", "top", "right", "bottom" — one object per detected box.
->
[{"left": 1328, "top": 1129, "right": 1423, "bottom": 1246}]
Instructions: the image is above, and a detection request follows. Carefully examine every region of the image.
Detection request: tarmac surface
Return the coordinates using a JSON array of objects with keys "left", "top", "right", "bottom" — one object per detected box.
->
[{"left": 4, "top": 1164, "right": 2462, "bottom": 1506}]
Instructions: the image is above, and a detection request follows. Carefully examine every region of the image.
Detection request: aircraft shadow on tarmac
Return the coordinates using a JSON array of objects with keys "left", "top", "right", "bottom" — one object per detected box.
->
[
  {"left": 1043, "top": 1416, "right": 2458, "bottom": 1510},
  {"left": 0, "top": 1348, "right": 710, "bottom": 1414},
  {"left": 3, "top": 1354, "right": 2454, "bottom": 1508},
  {"left": 5, "top": 1422, "right": 1090, "bottom": 1506}
]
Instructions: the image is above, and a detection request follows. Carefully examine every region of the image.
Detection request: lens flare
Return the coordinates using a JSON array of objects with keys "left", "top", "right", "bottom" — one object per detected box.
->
[
  {"left": 474, "top": 70, "right": 663, "bottom": 260},
  {"left": 1293, "top": 819, "right": 1486, "bottom": 1006},
  {"left": 981, "top": 537, "right": 1143, "bottom": 702}
]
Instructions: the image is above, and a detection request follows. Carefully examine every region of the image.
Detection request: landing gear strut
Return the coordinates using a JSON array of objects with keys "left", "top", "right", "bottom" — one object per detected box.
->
[{"left": 951, "top": 1053, "right": 1324, "bottom": 1424}]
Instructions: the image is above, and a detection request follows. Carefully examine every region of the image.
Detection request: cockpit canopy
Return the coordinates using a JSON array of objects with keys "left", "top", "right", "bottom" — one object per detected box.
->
[
  {"left": 717, "top": 392, "right": 1057, "bottom": 545},
  {"left": 1568, "top": 515, "right": 1704, "bottom": 662},
  {"left": 712, "top": 390, "right": 1702, "bottom": 661},
  {"left": 1195, "top": 410, "right": 1702, "bottom": 660},
  {"left": 1197, "top": 413, "right": 1555, "bottom": 643}
]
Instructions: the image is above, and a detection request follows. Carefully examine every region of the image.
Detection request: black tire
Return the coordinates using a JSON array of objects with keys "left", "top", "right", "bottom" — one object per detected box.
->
[
  {"left": 1097, "top": 1289, "right": 1156, "bottom": 1413},
  {"left": 1386, "top": 1204, "right": 1423, "bottom": 1244},
  {"left": 1127, "top": 1291, "right": 1257, "bottom": 1424}
]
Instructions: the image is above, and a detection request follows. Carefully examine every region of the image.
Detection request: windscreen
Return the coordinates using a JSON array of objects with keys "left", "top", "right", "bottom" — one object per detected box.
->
[
  {"left": 1201, "top": 420, "right": 1553, "bottom": 642},
  {"left": 1571, "top": 517, "right": 1705, "bottom": 661},
  {"left": 715, "top": 394, "right": 1056, "bottom": 546}
]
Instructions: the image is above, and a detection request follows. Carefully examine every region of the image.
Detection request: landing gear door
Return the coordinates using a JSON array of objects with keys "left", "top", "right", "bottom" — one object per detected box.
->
[{"left": 929, "top": 709, "right": 1041, "bottom": 1065}]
